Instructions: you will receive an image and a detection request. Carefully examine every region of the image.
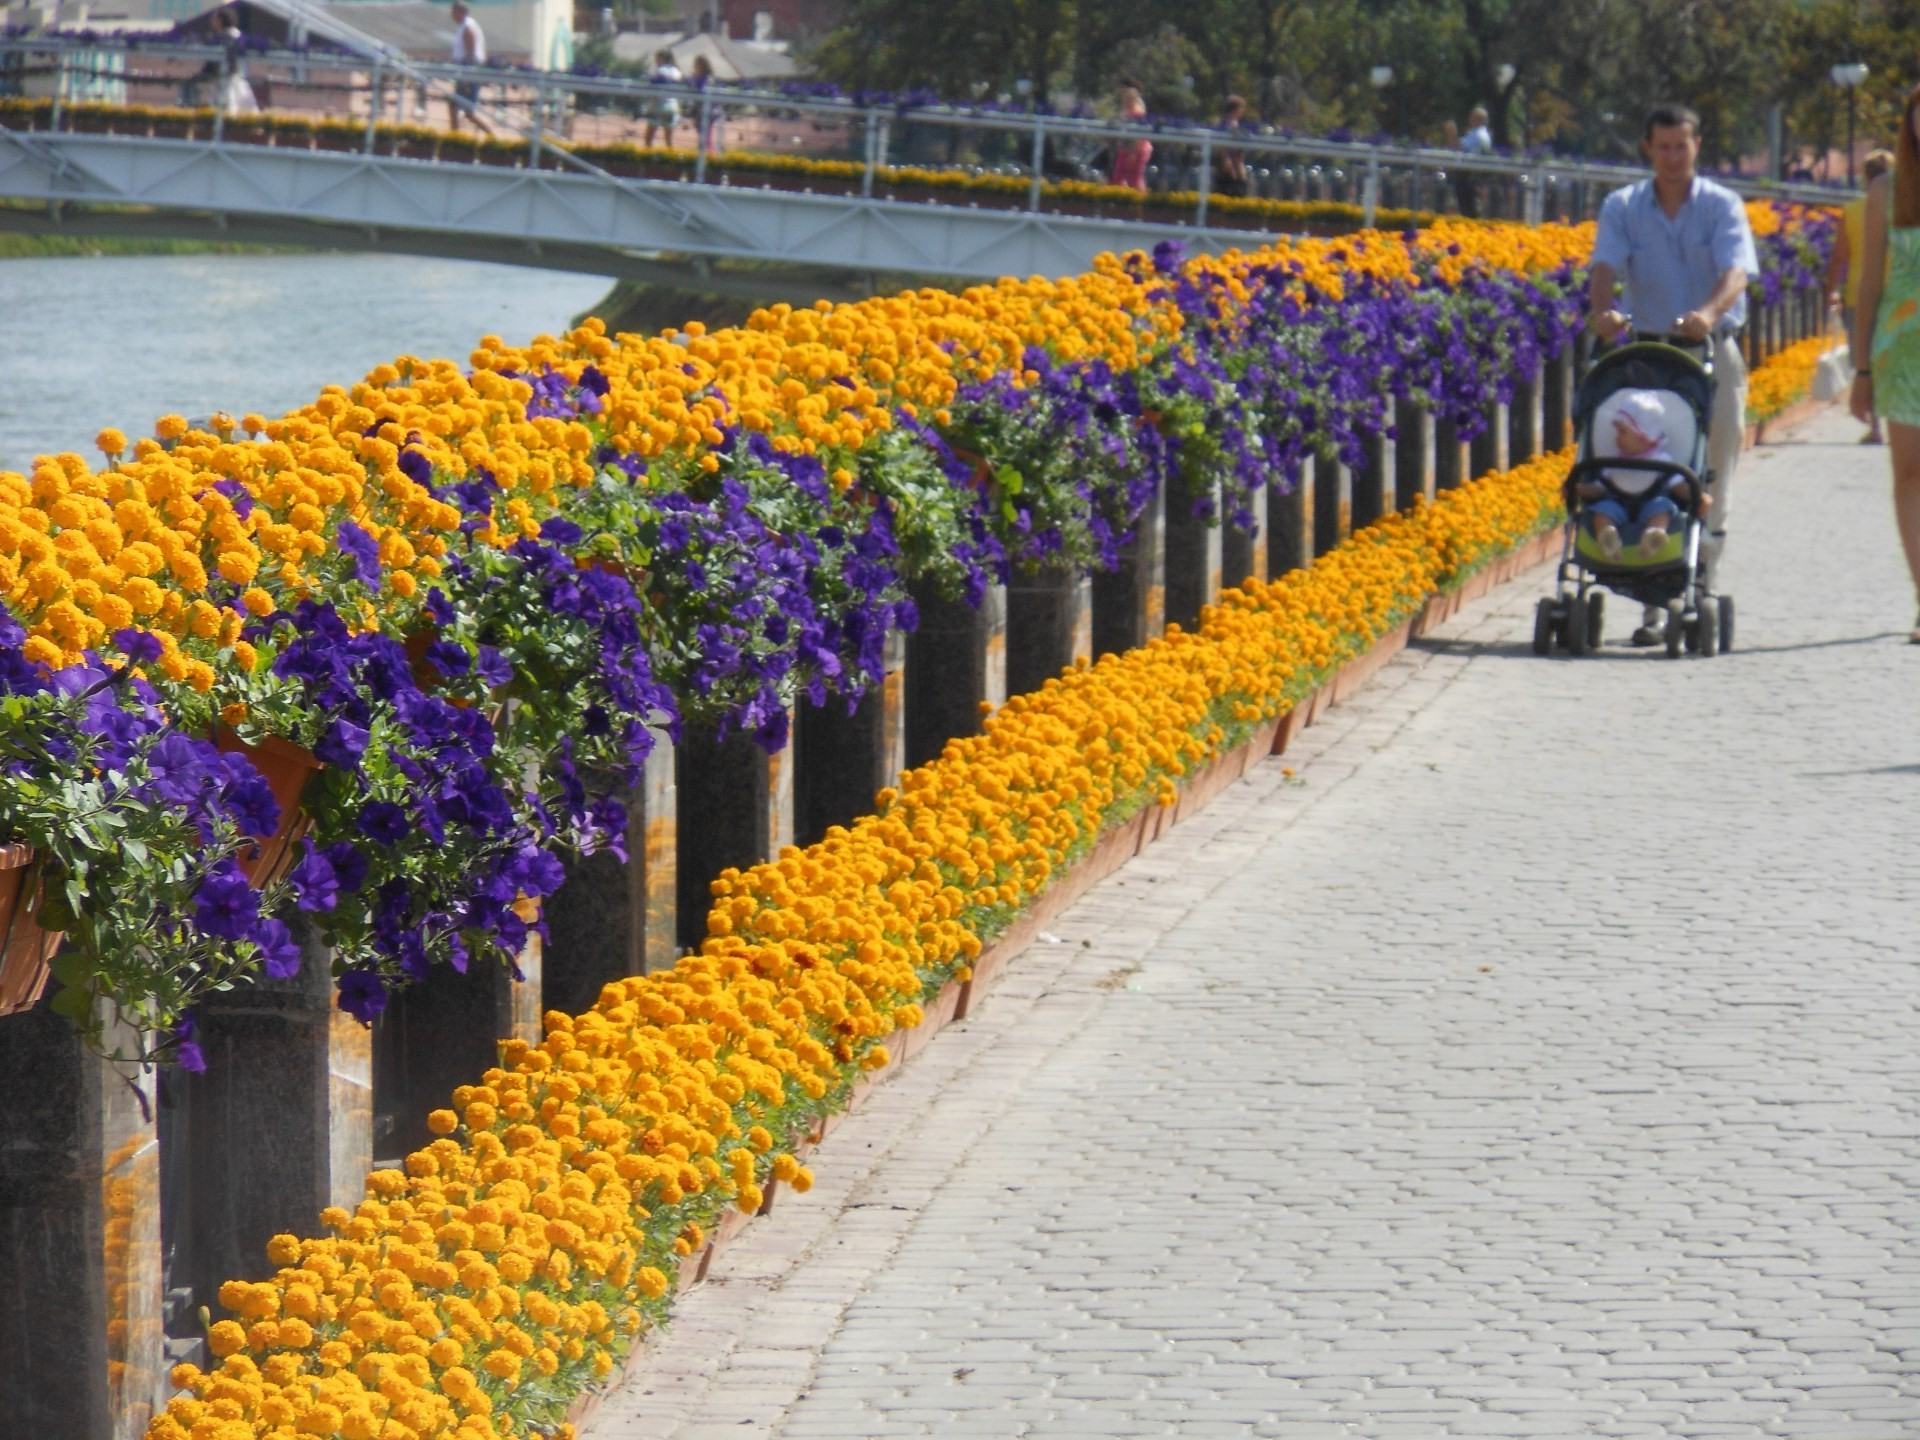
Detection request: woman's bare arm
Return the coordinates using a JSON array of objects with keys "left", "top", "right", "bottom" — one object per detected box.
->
[{"left": 1855, "top": 176, "right": 1890, "bottom": 361}]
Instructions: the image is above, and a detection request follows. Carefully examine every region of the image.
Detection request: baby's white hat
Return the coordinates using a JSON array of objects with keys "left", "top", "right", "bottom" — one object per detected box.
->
[{"left": 1613, "top": 390, "right": 1668, "bottom": 444}]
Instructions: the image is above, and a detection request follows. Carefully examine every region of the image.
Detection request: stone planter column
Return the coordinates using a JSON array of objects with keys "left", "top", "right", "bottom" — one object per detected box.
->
[
  {"left": 1542, "top": 351, "right": 1574, "bottom": 452},
  {"left": 543, "top": 730, "right": 678, "bottom": 1014},
  {"left": 1394, "top": 400, "right": 1435, "bottom": 510},
  {"left": 1350, "top": 429, "right": 1395, "bottom": 532},
  {"left": 1508, "top": 374, "right": 1542, "bottom": 466},
  {"left": 674, "top": 713, "right": 797, "bottom": 950},
  {"left": 372, "top": 941, "right": 543, "bottom": 1162},
  {"left": 905, "top": 580, "right": 1007, "bottom": 768},
  {"left": 1220, "top": 483, "right": 1269, "bottom": 590},
  {"left": 1006, "top": 571, "right": 1091, "bottom": 698},
  {"left": 1434, "top": 417, "right": 1471, "bottom": 492},
  {"left": 0, "top": 1002, "right": 165, "bottom": 1439},
  {"left": 1469, "top": 400, "right": 1511, "bottom": 478},
  {"left": 1091, "top": 478, "right": 1165, "bottom": 658},
  {"left": 1267, "top": 462, "right": 1313, "bottom": 579},
  {"left": 175, "top": 925, "right": 373, "bottom": 1316},
  {"left": 794, "top": 633, "right": 907, "bottom": 847},
  {"left": 1312, "top": 451, "right": 1350, "bottom": 556},
  {"left": 1162, "top": 480, "right": 1222, "bottom": 631}
]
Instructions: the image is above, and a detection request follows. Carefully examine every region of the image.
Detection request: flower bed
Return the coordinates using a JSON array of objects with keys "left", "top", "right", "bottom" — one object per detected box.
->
[
  {"left": 144, "top": 441, "right": 1572, "bottom": 1440},
  {"left": 136, "top": 331, "right": 1831, "bottom": 1432}
]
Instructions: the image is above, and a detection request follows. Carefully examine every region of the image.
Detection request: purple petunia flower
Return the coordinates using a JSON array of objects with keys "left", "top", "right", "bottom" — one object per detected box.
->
[
  {"left": 111, "top": 628, "right": 164, "bottom": 666},
  {"left": 252, "top": 917, "right": 303, "bottom": 978},
  {"left": 193, "top": 859, "right": 259, "bottom": 941},
  {"left": 358, "top": 801, "right": 409, "bottom": 846},
  {"left": 336, "top": 968, "right": 388, "bottom": 1024},
  {"left": 314, "top": 718, "right": 370, "bottom": 769},
  {"left": 288, "top": 844, "right": 339, "bottom": 912},
  {"left": 336, "top": 520, "right": 383, "bottom": 588},
  {"left": 173, "top": 1012, "right": 206, "bottom": 1072}
]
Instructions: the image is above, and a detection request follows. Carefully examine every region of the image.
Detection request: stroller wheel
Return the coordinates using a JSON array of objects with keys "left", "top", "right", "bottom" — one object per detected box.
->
[
  {"left": 1585, "top": 592, "right": 1606, "bottom": 650},
  {"left": 1532, "top": 598, "right": 1555, "bottom": 656},
  {"left": 1697, "top": 598, "right": 1719, "bottom": 658},
  {"left": 1717, "top": 595, "right": 1734, "bottom": 653},
  {"left": 1565, "top": 597, "right": 1590, "bottom": 656},
  {"left": 1665, "top": 610, "right": 1685, "bottom": 659}
]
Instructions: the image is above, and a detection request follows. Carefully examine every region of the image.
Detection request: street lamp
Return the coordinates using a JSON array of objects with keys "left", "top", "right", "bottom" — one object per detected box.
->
[
  {"left": 1369, "top": 65, "right": 1395, "bottom": 138},
  {"left": 1831, "top": 62, "right": 1869, "bottom": 186}
]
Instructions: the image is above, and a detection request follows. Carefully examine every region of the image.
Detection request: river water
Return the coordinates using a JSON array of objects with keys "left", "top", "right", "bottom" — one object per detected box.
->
[{"left": 0, "top": 253, "right": 612, "bottom": 472}]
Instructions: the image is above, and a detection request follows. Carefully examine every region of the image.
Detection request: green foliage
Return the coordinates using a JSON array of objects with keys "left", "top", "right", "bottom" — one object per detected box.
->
[{"left": 806, "top": 0, "right": 1901, "bottom": 168}]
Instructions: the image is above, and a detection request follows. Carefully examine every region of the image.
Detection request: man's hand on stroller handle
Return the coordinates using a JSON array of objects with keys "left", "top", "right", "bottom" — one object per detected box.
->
[{"left": 1674, "top": 310, "right": 1714, "bottom": 341}]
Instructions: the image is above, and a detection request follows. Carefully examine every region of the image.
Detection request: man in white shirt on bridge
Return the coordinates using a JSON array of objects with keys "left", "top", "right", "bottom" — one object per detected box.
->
[{"left": 448, "top": 2, "right": 490, "bottom": 134}]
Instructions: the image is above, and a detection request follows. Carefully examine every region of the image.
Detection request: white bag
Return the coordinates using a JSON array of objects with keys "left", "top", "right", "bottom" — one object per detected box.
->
[{"left": 1811, "top": 345, "right": 1853, "bottom": 404}]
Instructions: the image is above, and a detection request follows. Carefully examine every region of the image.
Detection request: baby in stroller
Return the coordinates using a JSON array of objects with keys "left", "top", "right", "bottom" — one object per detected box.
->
[{"left": 1576, "top": 390, "right": 1700, "bottom": 562}]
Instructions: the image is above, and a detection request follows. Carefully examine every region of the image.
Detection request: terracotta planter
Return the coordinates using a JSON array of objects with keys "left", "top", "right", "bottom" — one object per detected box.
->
[
  {"left": 0, "top": 845, "right": 62, "bottom": 1017},
  {"left": 212, "top": 730, "right": 322, "bottom": 887}
]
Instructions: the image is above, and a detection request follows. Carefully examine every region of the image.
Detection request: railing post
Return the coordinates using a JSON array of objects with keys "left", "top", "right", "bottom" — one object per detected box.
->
[
  {"left": 1395, "top": 399, "right": 1435, "bottom": 509},
  {"left": 364, "top": 62, "right": 382, "bottom": 153},
  {"left": 544, "top": 730, "right": 678, "bottom": 1010},
  {"left": 1362, "top": 150, "right": 1379, "bottom": 229},
  {"left": 793, "top": 634, "right": 907, "bottom": 847},
  {"left": 0, "top": 1003, "right": 165, "bottom": 1438},
  {"left": 1434, "top": 415, "right": 1470, "bottom": 491},
  {"left": 694, "top": 96, "right": 711, "bottom": 183},
  {"left": 1006, "top": 571, "right": 1091, "bottom": 698},
  {"left": 212, "top": 48, "right": 227, "bottom": 144},
  {"left": 1029, "top": 118, "right": 1045, "bottom": 213},
  {"left": 1469, "top": 400, "right": 1510, "bottom": 477},
  {"left": 1091, "top": 477, "right": 1166, "bottom": 658},
  {"left": 673, "top": 711, "right": 796, "bottom": 950},
  {"left": 904, "top": 581, "right": 1007, "bottom": 768},
  {"left": 862, "top": 107, "right": 879, "bottom": 198},
  {"left": 1163, "top": 479, "right": 1222, "bottom": 631},
  {"left": 1351, "top": 426, "right": 1394, "bottom": 530},
  {"left": 1312, "top": 448, "right": 1350, "bottom": 555},
  {"left": 1542, "top": 349, "right": 1573, "bottom": 451},
  {"left": 1509, "top": 371, "right": 1542, "bottom": 465},
  {"left": 1266, "top": 461, "right": 1313, "bottom": 579},
  {"left": 1220, "top": 481, "right": 1268, "bottom": 589},
  {"left": 1196, "top": 134, "right": 1212, "bottom": 228}
]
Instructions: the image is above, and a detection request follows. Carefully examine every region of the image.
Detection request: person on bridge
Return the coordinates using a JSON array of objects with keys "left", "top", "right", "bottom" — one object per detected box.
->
[
  {"left": 447, "top": 2, "right": 491, "bottom": 135},
  {"left": 1588, "top": 101, "right": 1757, "bottom": 644},
  {"left": 1111, "top": 84, "right": 1151, "bottom": 193},
  {"left": 1848, "top": 83, "right": 1920, "bottom": 642},
  {"left": 644, "top": 49, "right": 683, "bottom": 149}
]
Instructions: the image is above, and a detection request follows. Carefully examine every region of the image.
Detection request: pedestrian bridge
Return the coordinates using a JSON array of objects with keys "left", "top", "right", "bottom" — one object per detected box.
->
[{"left": 0, "top": 34, "right": 1845, "bottom": 285}]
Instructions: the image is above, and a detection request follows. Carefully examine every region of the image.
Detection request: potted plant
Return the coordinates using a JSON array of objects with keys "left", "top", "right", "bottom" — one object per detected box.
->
[{"left": 312, "top": 117, "right": 365, "bottom": 153}]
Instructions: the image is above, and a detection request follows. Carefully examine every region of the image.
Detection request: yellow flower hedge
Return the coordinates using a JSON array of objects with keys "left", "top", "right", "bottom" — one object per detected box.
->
[{"left": 1745, "top": 332, "right": 1837, "bottom": 425}]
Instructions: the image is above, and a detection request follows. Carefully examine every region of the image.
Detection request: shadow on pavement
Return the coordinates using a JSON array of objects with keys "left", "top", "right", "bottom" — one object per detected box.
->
[
  {"left": 1415, "top": 630, "right": 1908, "bottom": 662},
  {"left": 1799, "top": 762, "right": 1920, "bottom": 778}
]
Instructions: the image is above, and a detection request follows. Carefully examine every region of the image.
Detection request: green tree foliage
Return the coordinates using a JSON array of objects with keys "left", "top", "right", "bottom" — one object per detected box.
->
[{"left": 802, "top": 0, "right": 1911, "bottom": 170}]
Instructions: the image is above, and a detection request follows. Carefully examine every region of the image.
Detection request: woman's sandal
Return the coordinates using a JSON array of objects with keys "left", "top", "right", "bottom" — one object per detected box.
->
[{"left": 1911, "top": 610, "right": 1920, "bottom": 645}]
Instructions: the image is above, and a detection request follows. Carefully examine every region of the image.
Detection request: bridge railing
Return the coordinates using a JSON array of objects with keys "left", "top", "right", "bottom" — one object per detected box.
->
[{"left": 0, "top": 35, "right": 1855, "bottom": 240}]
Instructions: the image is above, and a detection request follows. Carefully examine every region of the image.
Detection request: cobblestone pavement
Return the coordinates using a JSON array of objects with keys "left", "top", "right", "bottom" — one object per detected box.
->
[{"left": 589, "top": 407, "right": 1920, "bottom": 1440}]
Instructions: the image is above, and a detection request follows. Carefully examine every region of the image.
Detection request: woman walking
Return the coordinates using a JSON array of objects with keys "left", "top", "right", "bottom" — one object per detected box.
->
[{"left": 1850, "top": 84, "right": 1920, "bottom": 641}]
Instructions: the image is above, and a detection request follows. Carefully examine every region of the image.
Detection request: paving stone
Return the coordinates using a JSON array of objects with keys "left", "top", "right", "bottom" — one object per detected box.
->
[{"left": 584, "top": 409, "right": 1920, "bottom": 1439}]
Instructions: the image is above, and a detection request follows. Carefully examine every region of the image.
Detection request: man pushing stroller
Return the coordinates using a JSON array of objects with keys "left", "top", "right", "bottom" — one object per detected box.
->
[{"left": 1587, "top": 103, "right": 1756, "bottom": 643}]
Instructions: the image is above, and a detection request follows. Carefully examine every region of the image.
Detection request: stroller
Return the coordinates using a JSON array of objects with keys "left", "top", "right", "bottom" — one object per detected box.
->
[{"left": 1533, "top": 334, "right": 1733, "bottom": 659}]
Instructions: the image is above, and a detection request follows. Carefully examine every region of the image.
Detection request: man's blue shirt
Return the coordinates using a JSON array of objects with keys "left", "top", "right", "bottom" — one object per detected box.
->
[{"left": 1590, "top": 176, "right": 1758, "bottom": 333}]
